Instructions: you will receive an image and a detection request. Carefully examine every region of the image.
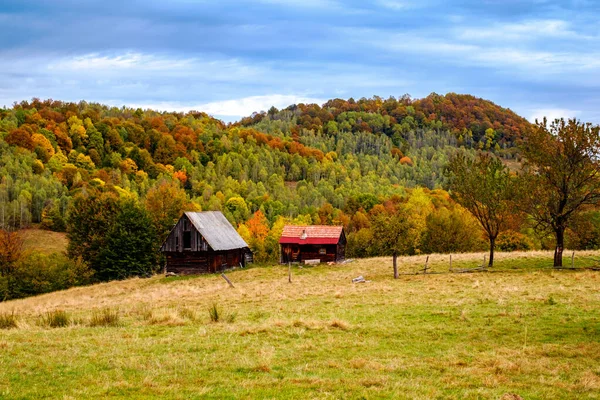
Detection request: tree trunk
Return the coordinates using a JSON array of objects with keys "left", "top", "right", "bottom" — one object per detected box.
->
[
  {"left": 393, "top": 253, "right": 398, "bottom": 279},
  {"left": 488, "top": 237, "right": 495, "bottom": 268},
  {"left": 554, "top": 227, "right": 565, "bottom": 268}
]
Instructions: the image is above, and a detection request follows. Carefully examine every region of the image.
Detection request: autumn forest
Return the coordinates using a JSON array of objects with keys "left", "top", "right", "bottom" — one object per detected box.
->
[{"left": 1, "top": 93, "right": 599, "bottom": 300}]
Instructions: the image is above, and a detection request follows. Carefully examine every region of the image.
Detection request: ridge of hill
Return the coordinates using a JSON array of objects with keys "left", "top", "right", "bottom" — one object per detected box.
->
[{"left": 238, "top": 92, "right": 531, "bottom": 151}]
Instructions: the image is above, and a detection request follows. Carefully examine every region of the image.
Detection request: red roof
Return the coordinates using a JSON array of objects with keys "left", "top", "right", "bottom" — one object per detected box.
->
[{"left": 279, "top": 225, "right": 344, "bottom": 245}]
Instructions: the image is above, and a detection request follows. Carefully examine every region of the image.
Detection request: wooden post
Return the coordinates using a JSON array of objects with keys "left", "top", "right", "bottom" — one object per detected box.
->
[
  {"left": 424, "top": 255, "right": 429, "bottom": 274},
  {"left": 572, "top": 251, "right": 575, "bottom": 268},
  {"left": 393, "top": 253, "right": 398, "bottom": 279},
  {"left": 288, "top": 262, "right": 292, "bottom": 283},
  {"left": 221, "top": 273, "right": 234, "bottom": 288},
  {"left": 449, "top": 254, "right": 452, "bottom": 271}
]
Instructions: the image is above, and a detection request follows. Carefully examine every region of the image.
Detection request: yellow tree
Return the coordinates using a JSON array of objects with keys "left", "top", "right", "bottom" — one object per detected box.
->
[{"left": 144, "top": 180, "right": 190, "bottom": 241}]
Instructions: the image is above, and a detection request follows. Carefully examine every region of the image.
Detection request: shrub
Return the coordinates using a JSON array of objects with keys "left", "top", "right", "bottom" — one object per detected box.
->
[
  {"left": 8, "top": 252, "right": 93, "bottom": 300},
  {"left": 89, "top": 308, "right": 121, "bottom": 327},
  {"left": 0, "top": 312, "right": 18, "bottom": 329},
  {"left": 497, "top": 230, "right": 535, "bottom": 252},
  {"left": 40, "top": 310, "right": 70, "bottom": 328}
]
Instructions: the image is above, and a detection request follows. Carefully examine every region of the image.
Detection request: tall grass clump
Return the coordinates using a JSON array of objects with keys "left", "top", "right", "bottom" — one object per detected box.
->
[
  {"left": 0, "top": 312, "right": 18, "bottom": 329},
  {"left": 208, "top": 303, "right": 236, "bottom": 323},
  {"left": 89, "top": 308, "right": 121, "bottom": 327},
  {"left": 40, "top": 310, "right": 70, "bottom": 328},
  {"left": 208, "top": 303, "right": 220, "bottom": 322}
]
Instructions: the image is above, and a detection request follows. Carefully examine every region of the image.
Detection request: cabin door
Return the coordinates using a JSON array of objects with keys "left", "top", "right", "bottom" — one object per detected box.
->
[{"left": 291, "top": 245, "right": 300, "bottom": 262}]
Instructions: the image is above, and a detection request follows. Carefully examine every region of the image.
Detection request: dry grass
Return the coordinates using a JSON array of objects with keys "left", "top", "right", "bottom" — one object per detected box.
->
[
  {"left": 20, "top": 228, "right": 68, "bottom": 254},
  {"left": 0, "top": 251, "right": 599, "bottom": 398}
]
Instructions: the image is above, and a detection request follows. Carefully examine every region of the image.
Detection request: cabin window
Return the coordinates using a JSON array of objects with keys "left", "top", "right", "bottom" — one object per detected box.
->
[
  {"left": 175, "top": 236, "right": 179, "bottom": 250},
  {"left": 319, "top": 248, "right": 326, "bottom": 255},
  {"left": 183, "top": 231, "right": 192, "bottom": 249}
]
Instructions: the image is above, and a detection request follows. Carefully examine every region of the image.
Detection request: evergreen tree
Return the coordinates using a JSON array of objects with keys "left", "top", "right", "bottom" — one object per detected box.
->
[{"left": 96, "top": 201, "right": 156, "bottom": 280}]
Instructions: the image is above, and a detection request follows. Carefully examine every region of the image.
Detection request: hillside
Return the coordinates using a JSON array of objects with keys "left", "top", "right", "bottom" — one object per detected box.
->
[
  {"left": 1, "top": 253, "right": 599, "bottom": 398},
  {"left": 0, "top": 94, "right": 528, "bottom": 234},
  {"left": 0, "top": 94, "right": 549, "bottom": 275},
  {"left": 20, "top": 228, "right": 68, "bottom": 254},
  {"left": 239, "top": 93, "right": 531, "bottom": 151}
]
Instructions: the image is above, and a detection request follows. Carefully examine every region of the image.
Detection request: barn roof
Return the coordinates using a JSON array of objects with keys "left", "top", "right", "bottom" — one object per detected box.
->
[
  {"left": 279, "top": 225, "right": 344, "bottom": 245},
  {"left": 185, "top": 211, "right": 249, "bottom": 251}
]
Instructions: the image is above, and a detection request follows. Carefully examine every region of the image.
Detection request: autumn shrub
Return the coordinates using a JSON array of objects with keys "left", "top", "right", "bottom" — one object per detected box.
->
[
  {"left": 497, "top": 230, "right": 535, "bottom": 252},
  {"left": 422, "top": 207, "right": 485, "bottom": 254},
  {"left": 8, "top": 252, "right": 93, "bottom": 300}
]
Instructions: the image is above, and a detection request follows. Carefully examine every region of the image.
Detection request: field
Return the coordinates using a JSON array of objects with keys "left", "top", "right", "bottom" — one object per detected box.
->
[
  {"left": 1, "top": 251, "right": 600, "bottom": 399},
  {"left": 20, "top": 228, "right": 68, "bottom": 254}
]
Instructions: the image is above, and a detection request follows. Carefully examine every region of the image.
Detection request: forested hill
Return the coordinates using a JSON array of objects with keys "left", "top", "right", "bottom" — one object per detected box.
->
[
  {"left": 238, "top": 93, "right": 531, "bottom": 152},
  {"left": 0, "top": 94, "right": 537, "bottom": 268}
]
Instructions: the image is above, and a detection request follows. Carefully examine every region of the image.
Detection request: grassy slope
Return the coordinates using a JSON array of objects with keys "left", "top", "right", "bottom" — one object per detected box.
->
[
  {"left": 20, "top": 228, "right": 68, "bottom": 254},
  {"left": 1, "top": 252, "right": 600, "bottom": 399}
]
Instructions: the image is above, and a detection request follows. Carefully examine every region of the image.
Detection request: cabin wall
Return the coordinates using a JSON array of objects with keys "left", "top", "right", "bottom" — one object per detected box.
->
[
  {"left": 165, "top": 248, "right": 247, "bottom": 275},
  {"left": 161, "top": 215, "right": 210, "bottom": 253},
  {"left": 280, "top": 244, "right": 338, "bottom": 263}
]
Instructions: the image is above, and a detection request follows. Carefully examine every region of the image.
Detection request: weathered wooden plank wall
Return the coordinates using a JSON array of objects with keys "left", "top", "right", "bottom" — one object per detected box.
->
[{"left": 161, "top": 215, "right": 210, "bottom": 253}]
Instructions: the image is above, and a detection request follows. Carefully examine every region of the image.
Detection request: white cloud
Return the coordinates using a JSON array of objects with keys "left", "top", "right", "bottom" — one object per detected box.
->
[
  {"left": 344, "top": 28, "right": 600, "bottom": 77},
  {"left": 123, "top": 94, "right": 326, "bottom": 117},
  {"left": 376, "top": 0, "right": 412, "bottom": 10},
  {"left": 456, "top": 19, "right": 591, "bottom": 42},
  {"left": 528, "top": 108, "right": 581, "bottom": 123}
]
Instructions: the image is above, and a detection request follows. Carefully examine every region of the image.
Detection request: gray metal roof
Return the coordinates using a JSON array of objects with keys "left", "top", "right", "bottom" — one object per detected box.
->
[{"left": 185, "top": 211, "right": 249, "bottom": 251}]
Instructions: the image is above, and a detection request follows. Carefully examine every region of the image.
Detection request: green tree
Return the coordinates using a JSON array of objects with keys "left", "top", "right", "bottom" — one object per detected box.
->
[
  {"left": 448, "top": 152, "right": 515, "bottom": 267},
  {"left": 371, "top": 210, "right": 409, "bottom": 279},
  {"left": 519, "top": 118, "right": 600, "bottom": 267},
  {"left": 96, "top": 201, "right": 156, "bottom": 280},
  {"left": 66, "top": 189, "right": 120, "bottom": 276}
]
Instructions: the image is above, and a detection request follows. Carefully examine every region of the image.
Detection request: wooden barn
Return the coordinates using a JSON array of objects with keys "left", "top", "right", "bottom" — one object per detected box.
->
[
  {"left": 160, "top": 211, "right": 252, "bottom": 275},
  {"left": 279, "top": 225, "right": 346, "bottom": 264}
]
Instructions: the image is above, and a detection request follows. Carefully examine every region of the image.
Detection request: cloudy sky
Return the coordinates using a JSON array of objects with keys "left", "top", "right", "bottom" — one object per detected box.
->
[{"left": 1, "top": 0, "right": 599, "bottom": 122}]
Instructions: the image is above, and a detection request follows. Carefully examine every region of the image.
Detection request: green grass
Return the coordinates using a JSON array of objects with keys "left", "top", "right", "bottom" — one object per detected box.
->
[{"left": 0, "top": 251, "right": 599, "bottom": 399}]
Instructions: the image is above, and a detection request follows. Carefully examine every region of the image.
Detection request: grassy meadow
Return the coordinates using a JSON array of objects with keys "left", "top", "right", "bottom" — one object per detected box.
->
[
  {"left": 20, "top": 228, "right": 68, "bottom": 254},
  {"left": 1, "top": 251, "right": 600, "bottom": 399}
]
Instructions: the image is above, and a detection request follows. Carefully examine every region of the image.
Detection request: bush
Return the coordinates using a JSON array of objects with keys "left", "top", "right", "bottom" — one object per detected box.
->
[
  {"left": 40, "top": 310, "right": 70, "bottom": 328},
  {"left": 497, "top": 230, "right": 535, "bottom": 252},
  {"left": 89, "top": 308, "right": 120, "bottom": 327},
  {"left": 7, "top": 252, "right": 93, "bottom": 300},
  {"left": 0, "top": 312, "right": 18, "bottom": 329}
]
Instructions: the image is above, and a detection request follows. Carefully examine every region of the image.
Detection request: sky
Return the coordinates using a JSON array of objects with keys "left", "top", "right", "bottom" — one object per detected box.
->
[{"left": 0, "top": 0, "right": 599, "bottom": 123}]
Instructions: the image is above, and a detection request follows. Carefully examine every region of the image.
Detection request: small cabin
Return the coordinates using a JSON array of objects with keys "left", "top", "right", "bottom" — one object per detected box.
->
[
  {"left": 160, "top": 211, "right": 252, "bottom": 275},
  {"left": 279, "top": 225, "right": 346, "bottom": 264}
]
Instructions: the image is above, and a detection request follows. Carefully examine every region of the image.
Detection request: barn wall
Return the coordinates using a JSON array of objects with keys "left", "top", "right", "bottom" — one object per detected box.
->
[
  {"left": 280, "top": 244, "right": 338, "bottom": 263},
  {"left": 165, "top": 249, "right": 247, "bottom": 275},
  {"left": 161, "top": 214, "right": 209, "bottom": 253}
]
